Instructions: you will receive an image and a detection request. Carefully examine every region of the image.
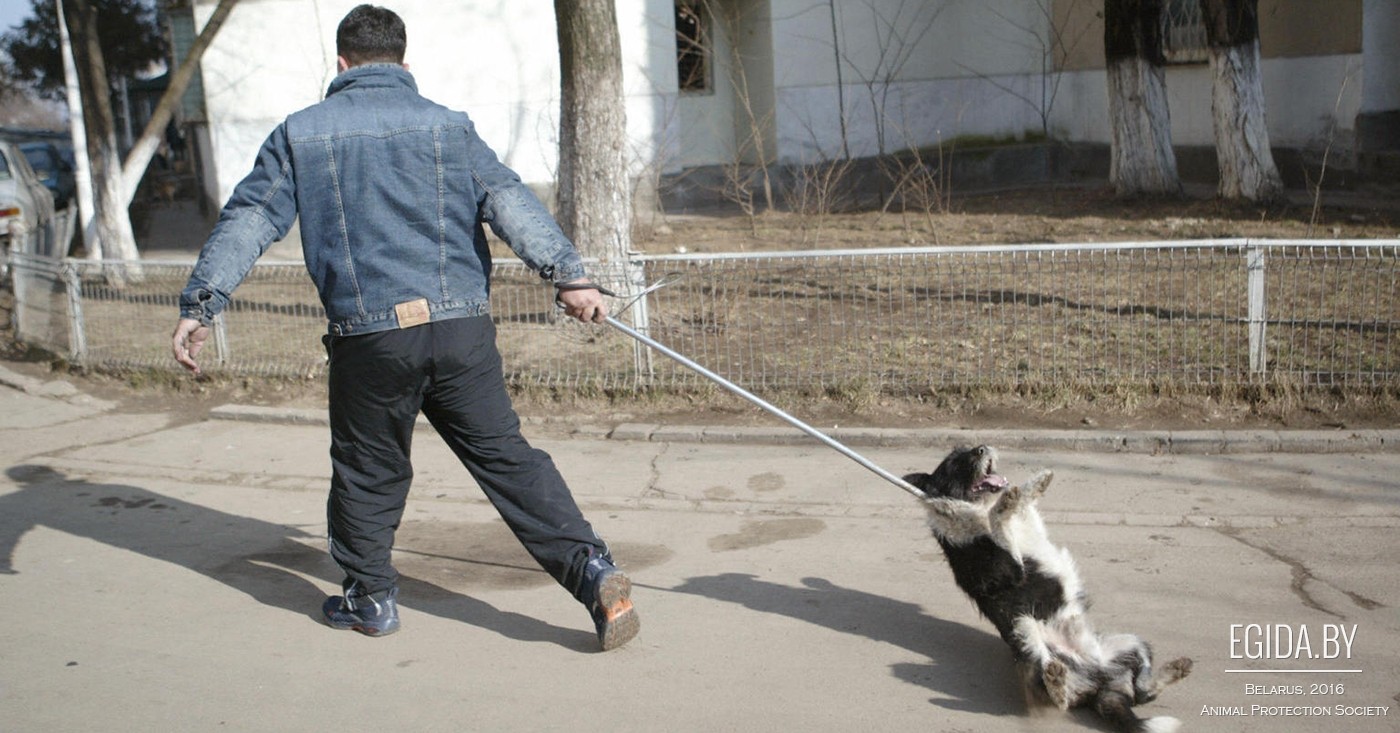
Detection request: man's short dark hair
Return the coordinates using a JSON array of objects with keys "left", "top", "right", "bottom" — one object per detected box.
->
[{"left": 336, "top": 5, "right": 407, "bottom": 66}]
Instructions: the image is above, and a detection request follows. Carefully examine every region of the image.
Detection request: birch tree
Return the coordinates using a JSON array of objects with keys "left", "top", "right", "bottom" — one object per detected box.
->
[
  {"left": 1104, "top": 0, "right": 1181, "bottom": 196},
  {"left": 697, "top": 0, "right": 776, "bottom": 218},
  {"left": 10, "top": 0, "right": 239, "bottom": 258},
  {"left": 553, "top": 0, "right": 632, "bottom": 282},
  {"left": 1200, "top": 0, "right": 1282, "bottom": 202},
  {"left": 120, "top": 0, "right": 239, "bottom": 206},
  {"left": 3, "top": 0, "right": 164, "bottom": 98},
  {"left": 61, "top": 0, "right": 138, "bottom": 262}
]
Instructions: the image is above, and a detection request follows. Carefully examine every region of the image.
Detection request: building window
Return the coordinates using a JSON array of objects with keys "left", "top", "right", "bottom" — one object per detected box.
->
[
  {"left": 675, "top": 1, "right": 710, "bottom": 93},
  {"left": 1162, "top": 0, "right": 1209, "bottom": 63}
]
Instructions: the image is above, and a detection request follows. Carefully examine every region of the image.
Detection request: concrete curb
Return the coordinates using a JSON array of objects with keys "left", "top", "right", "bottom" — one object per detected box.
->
[
  {"left": 0, "top": 363, "right": 117, "bottom": 411},
  {"left": 209, "top": 404, "right": 1398, "bottom": 454}
]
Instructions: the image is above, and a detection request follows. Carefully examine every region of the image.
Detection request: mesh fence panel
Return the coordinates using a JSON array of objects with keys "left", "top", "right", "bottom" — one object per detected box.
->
[
  {"left": 1262, "top": 244, "right": 1399, "bottom": 385},
  {"left": 628, "top": 245, "right": 1253, "bottom": 391},
  {"left": 8, "top": 240, "right": 1398, "bottom": 391}
]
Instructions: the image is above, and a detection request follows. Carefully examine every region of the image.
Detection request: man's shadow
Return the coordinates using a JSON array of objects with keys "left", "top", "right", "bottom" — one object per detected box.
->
[
  {"left": 0, "top": 464, "right": 595, "bottom": 650},
  {"left": 669, "top": 572, "right": 1026, "bottom": 717}
]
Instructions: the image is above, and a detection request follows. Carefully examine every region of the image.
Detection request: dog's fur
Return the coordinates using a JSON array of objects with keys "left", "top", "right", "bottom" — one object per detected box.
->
[{"left": 904, "top": 445, "right": 1192, "bottom": 733}]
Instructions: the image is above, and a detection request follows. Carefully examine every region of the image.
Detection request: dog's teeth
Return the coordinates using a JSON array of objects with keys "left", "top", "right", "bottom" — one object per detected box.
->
[{"left": 977, "top": 474, "right": 1009, "bottom": 491}]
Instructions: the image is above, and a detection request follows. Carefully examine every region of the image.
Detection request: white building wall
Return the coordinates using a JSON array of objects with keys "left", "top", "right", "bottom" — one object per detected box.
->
[
  {"left": 619, "top": 0, "right": 681, "bottom": 181},
  {"left": 654, "top": 0, "right": 1075, "bottom": 170},
  {"left": 195, "top": 0, "right": 331, "bottom": 206},
  {"left": 668, "top": 1, "right": 739, "bottom": 170},
  {"left": 766, "top": 0, "right": 1060, "bottom": 163},
  {"left": 1361, "top": 0, "right": 1400, "bottom": 113},
  {"left": 193, "top": 0, "right": 672, "bottom": 204},
  {"left": 1050, "top": 55, "right": 1363, "bottom": 149},
  {"left": 1259, "top": 55, "right": 1363, "bottom": 148},
  {"left": 191, "top": 0, "right": 1388, "bottom": 209}
]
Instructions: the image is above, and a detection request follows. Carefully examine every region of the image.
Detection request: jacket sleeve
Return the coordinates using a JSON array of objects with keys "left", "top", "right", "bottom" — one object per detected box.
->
[
  {"left": 179, "top": 123, "right": 298, "bottom": 324},
  {"left": 465, "top": 124, "right": 587, "bottom": 284}
]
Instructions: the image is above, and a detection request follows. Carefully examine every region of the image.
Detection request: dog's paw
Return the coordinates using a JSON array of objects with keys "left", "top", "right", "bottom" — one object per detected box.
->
[
  {"left": 992, "top": 485, "right": 1024, "bottom": 515},
  {"left": 1024, "top": 469, "right": 1053, "bottom": 498},
  {"left": 1041, "top": 659, "right": 1070, "bottom": 710},
  {"left": 1138, "top": 656, "right": 1193, "bottom": 702},
  {"left": 1160, "top": 657, "right": 1193, "bottom": 684}
]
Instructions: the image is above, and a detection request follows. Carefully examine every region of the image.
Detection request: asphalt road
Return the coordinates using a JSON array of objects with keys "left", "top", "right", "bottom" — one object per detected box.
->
[{"left": 1, "top": 364, "right": 1396, "bottom": 732}]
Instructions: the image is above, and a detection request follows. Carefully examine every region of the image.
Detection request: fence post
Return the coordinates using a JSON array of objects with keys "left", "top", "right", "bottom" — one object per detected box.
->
[
  {"left": 625, "top": 251, "right": 654, "bottom": 384},
  {"left": 212, "top": 314, "right": 229, "bottom": 366},
  {"left": 61, "top": 260, "right": 87, "bottom": 365},
  {"left": 1246, "top": 246, "right": 1267, "bottom": 375}
]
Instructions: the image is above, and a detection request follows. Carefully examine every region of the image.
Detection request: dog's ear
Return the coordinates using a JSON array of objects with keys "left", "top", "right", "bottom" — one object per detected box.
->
[{"left": 902, "top": 472, "right": 929, "bottom": 488}]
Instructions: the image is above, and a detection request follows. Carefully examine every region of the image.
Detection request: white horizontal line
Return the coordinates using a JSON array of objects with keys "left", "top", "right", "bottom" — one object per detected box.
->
[{"left": 1224, "top": 670, "right": 1363, "bottom": 674}]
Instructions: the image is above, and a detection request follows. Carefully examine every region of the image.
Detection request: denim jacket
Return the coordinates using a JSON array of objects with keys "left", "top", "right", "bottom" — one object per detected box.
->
[{"left": 180, "top": 64, "right": 586, "bottom": 336}]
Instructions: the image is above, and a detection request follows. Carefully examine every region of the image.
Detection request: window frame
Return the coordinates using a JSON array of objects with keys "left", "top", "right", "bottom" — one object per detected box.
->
[{"left": 675, "top": 0, "right": 713, "bottom": 95}]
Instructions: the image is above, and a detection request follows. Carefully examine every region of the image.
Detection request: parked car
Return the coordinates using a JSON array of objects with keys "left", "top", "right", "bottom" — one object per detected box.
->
[
  {"left": 0, "top": 139, "right": 58, "bottom": 262},
  {"left": 20, "top": 141, "right": 76, "bottom": 210}
]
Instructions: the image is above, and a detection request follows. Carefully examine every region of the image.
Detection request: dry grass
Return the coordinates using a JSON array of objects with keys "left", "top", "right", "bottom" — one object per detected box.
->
[{"left": 4, "top": 186, "right": 1396, "bottom": 430}]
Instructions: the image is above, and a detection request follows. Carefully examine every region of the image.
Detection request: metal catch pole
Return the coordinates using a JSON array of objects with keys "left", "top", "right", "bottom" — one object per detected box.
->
[{"left": 603, "top": 316, "right": 928, "bottom": 500}]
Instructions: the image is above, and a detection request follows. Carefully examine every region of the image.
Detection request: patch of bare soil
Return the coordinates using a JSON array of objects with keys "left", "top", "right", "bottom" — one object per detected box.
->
[
  {"left": 638, "top": 184, "right": 1399, "bottom": 254},
  {"left": 4, "top": 186, "right": 1396, "bottom": 431}
]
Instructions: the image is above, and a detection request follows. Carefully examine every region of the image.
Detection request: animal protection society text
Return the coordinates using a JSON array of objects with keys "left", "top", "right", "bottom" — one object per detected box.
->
[{"left": 1199, "top": 623, "right": 1391, "bottom": 721}]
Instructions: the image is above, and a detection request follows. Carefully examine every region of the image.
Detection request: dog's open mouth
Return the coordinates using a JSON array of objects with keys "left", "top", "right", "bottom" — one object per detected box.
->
[
  {"left": 970, "top": 446, "right": 1008, "bottom": 495},
  {"left": 972, "top": 472, "right": 1009, "bottom": 495}
]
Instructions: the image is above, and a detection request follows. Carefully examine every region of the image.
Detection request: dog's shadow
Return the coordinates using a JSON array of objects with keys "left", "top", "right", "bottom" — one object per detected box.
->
[
  {"left": 0, "top": 464, "right": 595, "bottom": 651},
  {"left": 670, "top": 572, "right": 1026, "bottom": 716}
]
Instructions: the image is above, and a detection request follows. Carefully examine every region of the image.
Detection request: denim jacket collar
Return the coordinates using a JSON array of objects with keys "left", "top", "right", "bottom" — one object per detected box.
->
[{"left": 325, "top": 63, "right": 418, "bottom": 98}]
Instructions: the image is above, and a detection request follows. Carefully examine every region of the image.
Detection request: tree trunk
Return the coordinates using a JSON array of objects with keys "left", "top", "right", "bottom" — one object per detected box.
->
[
  {"left": 553, "top": 0, "right": 632, "bottom": 280},
  {"left": 1104, "top": 0, "right": 1181, "bottom": 197},
  {"left": 57, "top": 1, "right": 95, "bottom": 258},
  {"left": 1200, "top": 0, "right": 1282, "bottom": 202},
  {"left": 61, "top": 0, "right": 139, "bottom": 265},
  {"left": 121, "top": 0, "right": 239, "bottom": 206}
]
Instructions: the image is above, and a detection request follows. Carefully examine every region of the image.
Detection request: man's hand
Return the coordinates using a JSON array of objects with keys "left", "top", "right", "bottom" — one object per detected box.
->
[
  {"left": 556, "top": 279, "right": 608, "bottom": 324},
  {"left": 172, "top": 318, "right": 210, "bottom": 375}
]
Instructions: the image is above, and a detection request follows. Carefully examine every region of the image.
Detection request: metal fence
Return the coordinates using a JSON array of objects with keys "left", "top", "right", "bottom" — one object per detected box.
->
[{"left": 7, "top": 239, "right": 1398, "bottom": 393}]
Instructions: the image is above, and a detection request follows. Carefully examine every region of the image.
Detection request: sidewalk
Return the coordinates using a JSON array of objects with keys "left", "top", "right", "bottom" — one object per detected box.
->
[{"left": 1, "top": 365, "right": 1396, "bottom": 732}]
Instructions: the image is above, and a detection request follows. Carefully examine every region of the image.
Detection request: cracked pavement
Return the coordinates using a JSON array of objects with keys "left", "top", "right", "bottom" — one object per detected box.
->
[{"left": 1, "top": 365, "right": 1397, "bottom": 732}]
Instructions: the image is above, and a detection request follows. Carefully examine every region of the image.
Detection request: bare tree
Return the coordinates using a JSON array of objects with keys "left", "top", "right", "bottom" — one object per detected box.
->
[
  {"left": 957, "top": 0, "right": 1093, "bottom": 140},
  {"left": 120, "top": 0, "right": 240, "bottom": 205},
  {"left": 1104, "top": 0, "right": 1181, "bottom": 196},
  {"left": 823, "top": 0, "right": 849, "bottom": 159},
  {"left": 553, "top": 0, "right": 633, "bottom": 277},
  {"left": 25, "top": 0, "right": 237, "bottom": 260},
  {"left": 60, "top": 0, "right": 138, "bottom": 263},
  {"left": 693, "top": 0, "right": 776, "bottom": 220},
  {"left": 1306, "top": 63, "right": 1358, "bottom": 236},
  {"left": 1200, "top": 0, "right": 1282, "bottom": 202},
  {"left": 841, "top": 0, "right": 944, "bottom": 157},
  {"left": 4, "top": 0, "right": 165, "bottom": 99}
]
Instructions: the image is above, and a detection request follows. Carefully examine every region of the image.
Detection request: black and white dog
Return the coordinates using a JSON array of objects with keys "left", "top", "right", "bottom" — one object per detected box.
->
[{"left": 904, "top": 445, "right": 1192, "bottom": 733}]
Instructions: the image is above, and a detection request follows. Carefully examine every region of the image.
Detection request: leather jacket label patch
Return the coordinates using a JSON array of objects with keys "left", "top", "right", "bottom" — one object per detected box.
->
[{"left": 394, "top": 298, "right": 431, "bottom": 329}]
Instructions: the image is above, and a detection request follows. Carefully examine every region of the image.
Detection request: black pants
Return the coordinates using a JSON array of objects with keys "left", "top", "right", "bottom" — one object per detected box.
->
[{"left": 323, "top": 315, "right": 607, "bottom": 600}]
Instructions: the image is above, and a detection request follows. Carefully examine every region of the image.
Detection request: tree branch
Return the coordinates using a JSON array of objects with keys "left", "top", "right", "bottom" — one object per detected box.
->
[{"left": 120, "top": 0, "right": 239, "bottom": 205}]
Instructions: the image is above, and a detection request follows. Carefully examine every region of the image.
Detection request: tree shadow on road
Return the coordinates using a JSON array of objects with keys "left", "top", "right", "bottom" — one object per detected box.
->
[
  {"left": 669, "top": 572, "right": 1026, "bottom": 718},
  {"left": 0, "top": 464, "right": 593, "bottom": 651}
]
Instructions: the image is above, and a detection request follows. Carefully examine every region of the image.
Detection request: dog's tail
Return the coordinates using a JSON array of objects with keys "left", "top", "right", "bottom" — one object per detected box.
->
[{"left": 1095, "top": 689, "right": 1182, "bottom": 733}]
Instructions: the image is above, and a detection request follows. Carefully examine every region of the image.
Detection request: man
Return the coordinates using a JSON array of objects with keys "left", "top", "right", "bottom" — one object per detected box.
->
[{"left": 171, "top": 4, "right": 638, "bottom": 651}]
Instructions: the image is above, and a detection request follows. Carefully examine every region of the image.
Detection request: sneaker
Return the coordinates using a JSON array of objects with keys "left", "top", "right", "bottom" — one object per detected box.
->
[
  {"left": 580, "top": 556, "right": 639, "bottom": 651},
  {"left": 322, "top": 585, "right": 400, "bottom": 637}
]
